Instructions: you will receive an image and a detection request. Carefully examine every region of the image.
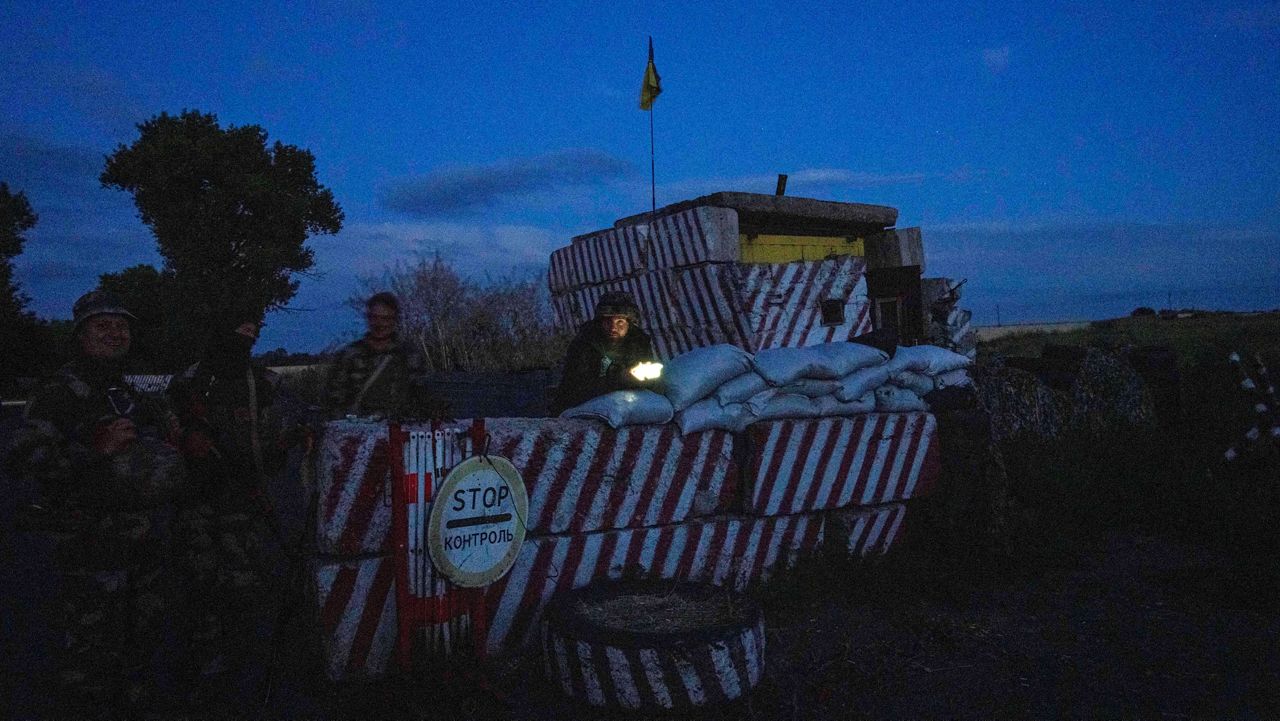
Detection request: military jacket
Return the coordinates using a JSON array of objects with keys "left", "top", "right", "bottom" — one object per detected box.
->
[
  {"left": 8, "top": 358, "right": 184, "bottom": 515},
  {"left": 554, "top": 322, "right": 658, "bottom": 412},
  {"left": 168, "top": 362, "right": 286, "bottom": 493},
  {"left": 323, "top": 334, "right": 430, "bottom": 418}
]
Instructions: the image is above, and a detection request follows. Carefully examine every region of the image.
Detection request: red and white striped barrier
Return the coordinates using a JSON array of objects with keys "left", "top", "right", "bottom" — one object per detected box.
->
[
  {"left": 314, "top": 554, "right": 398, "bottom": 680},
  {"left": 484, "top": 419, "right": 739, "bottom": 535},
  {"left": 315, "top": 420, "right": 394, "bottom": 556},
  {"left": 551, "top": 263, "right": 754, "bottom": 360},
  {"left": 737, "top": 256, "right": 871, "bottom": 350},
  {"left": 479, "top": 512, "right": 825, "bottom": 653},
  {"left": 745, "top": 414, "right": 939, "bottom": 516},
  {"left": 312, "top": 504, "right": 906, "bottom": 679},
  {"left": 548, "top": 207, "right": 739, "bottom": 293},
  {"left": 828, "top": 503, "right": 909, "bottom": 557},
  {"left": 551, "top": 256, "right": 872, "bottom": 357},
  {"left": 542, "top": 597, "right": 765, "bottom": 710},
  {"left": 393, "top": 426, "right": 479, "bottom": 664}
]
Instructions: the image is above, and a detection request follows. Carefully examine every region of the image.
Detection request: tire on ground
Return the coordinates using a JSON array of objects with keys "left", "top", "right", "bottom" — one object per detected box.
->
[{"left": 541, "top": 579, "right": 765, "bottom": 711}]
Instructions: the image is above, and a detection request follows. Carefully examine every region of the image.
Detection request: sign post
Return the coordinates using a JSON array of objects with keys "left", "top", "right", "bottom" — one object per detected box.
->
[{"left": 427, "top": 455, "right": 528, "bottom": 588}]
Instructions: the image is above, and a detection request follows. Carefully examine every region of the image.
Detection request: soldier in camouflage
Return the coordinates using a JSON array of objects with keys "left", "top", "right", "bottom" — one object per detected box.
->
[
  {"left": 554, "top": 292, "right": 659, "bottom": 413},
  {"left": 6, "top": 290, "right": 186, "bottom": 718},
  {"left": 323, "top": 291, "right": 434, "bottom": 419},
  {"left": 167, "top": 312, "right": 297, "bottom": 706}
]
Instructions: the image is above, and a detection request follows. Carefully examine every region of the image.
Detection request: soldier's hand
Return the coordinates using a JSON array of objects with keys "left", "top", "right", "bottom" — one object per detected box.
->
[
  {"left": 182, "top": 430, "right": 216, "bottom": 459},
  {"left": 93, "top": 417, "right": 138, "bottom": 456}
]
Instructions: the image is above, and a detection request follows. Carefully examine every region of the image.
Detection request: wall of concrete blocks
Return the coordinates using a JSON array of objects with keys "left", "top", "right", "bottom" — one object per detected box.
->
[
  {"left": 310, "top": 412, "right": 940, "bottom": 681},
  {"left": 547, "top": 207, "right": 873, "bottom": 360}
]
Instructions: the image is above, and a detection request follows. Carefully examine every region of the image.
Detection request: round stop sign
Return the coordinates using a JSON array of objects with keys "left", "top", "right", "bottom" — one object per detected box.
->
[{"left": 427, "top": 455, "right": 528, "bottom": 587}]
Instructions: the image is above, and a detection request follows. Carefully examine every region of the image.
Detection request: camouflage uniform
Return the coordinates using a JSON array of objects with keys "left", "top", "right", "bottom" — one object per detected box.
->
[
  {"left": 322, "top": 334, "right": 432, "bottom": 418},
  {"left": 7, "top": 357, "right": 185, "bottom": 716},
  {"left": 167, "top": 359, "right": 290, "bottom": 699}
]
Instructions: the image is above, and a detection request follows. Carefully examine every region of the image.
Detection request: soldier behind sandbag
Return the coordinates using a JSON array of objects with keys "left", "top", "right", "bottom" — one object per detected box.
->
[
  {"left": 554, "top": 291, "right": 659, "bottom": 413},
  {"left": 323, "top": 291, "right": 440, "bottom": 420},
  {"left": 6, "top": 289, "right": 186, "bottom": 718},
  {"left": 166, "top": 311, "right": 299, "bottom": 706}
]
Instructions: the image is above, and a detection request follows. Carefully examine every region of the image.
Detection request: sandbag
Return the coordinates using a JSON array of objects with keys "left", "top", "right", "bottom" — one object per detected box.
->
[
  {"left": 753, "top": 392, "right": 819, "bottom": 421},
  {"left": 745, "top": 389, "right": 777, "bottom": 416},
  {"left": 874, "top": 385, "right": 930, "bottom": 412},
  {"left": 814, "top": 392, "right": 876, "bottom": 417},
  {"left": 890, "top": 370, "right": 935, "bottom": 396},
  {"left": 753, "top": 346, "right": 838, "bottom": 385},
  {"left": 820, "top": 342, "right": 892, "bottom": 376},
  {"left": 779, "top": 378, "right": 842, "bottom": 398},
  {"left": 934, "top": 368, "right": 973, "bottom": 389},
  {"left": 885, "top": 344, "right": 973, "bottom": 376},
  {"left": 835, "top": 364, "right": 892, "bottom": 402},
  {"left": 713, "top": 371, "right": 770, "bottom": 406},
  {"left": 661, "top": 344, "right": 755, "bottom": 411},
  {"left": 675, "top": 398, "right": 754, "bottom": 434},
  {"left": 560, "top": 390, "right": 675, "bottom": 428}
]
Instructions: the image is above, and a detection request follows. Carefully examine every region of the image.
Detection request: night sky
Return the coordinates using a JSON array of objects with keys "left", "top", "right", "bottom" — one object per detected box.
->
[{"left": 3, "top": 1, "right": 1277, "bottom": 351}]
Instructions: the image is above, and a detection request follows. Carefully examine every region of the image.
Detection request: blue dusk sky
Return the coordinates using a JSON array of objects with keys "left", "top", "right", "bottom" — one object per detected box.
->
[{"left": 3, "top": 0, "right": 1277, "bottom": 351}]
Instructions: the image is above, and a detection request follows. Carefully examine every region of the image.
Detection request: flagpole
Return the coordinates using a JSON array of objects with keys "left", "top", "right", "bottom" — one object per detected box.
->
[{"left": 649, "top": 102, "right": 656, "bottom": 219}]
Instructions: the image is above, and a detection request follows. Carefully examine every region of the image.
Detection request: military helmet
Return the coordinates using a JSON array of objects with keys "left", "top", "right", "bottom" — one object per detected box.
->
[
  {"left": 72, "top": 289, "right": 137, "bottom": 331},
  {"left": 594, "top": 292, "right": 640, "bottom": 323}
]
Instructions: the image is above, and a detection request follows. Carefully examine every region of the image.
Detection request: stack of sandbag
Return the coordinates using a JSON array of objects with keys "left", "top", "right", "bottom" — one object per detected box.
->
[{"left": 561, "top": 342, "right": 975, "bottom": 432}]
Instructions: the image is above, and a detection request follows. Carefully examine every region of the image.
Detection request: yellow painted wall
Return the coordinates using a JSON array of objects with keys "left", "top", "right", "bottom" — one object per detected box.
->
[{"left": 738, "top": 234, "right": 865, "bottom": 263}]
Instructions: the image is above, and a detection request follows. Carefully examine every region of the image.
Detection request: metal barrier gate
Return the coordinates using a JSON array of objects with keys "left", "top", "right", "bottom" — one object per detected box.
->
[{"left": 390, "top": 422, "right": 488, "bottom": 667}]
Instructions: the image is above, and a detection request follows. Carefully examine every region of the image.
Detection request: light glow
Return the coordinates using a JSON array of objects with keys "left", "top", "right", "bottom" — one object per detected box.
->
[{"left": 630, "top": 362, "right": 663, "bottom": 381}]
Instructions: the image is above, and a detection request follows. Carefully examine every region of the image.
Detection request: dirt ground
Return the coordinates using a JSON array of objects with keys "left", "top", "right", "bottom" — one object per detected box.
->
[{"left": 272, "top": 524, "right": 1278, "bottom": 721}]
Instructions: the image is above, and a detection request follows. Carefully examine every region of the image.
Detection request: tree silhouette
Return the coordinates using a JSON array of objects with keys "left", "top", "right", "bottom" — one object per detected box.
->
[{"left": 101, "top": 110, "right": 343, "bottom": 341}]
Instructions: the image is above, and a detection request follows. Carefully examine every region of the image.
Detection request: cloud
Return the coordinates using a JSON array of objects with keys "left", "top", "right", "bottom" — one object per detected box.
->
[
  {"left": 1, "top": 132, "right": 160, "bottom": 318},
  {"left": 0, "top": 133, "right": 104, "bottom": 194},
  {"left": 982, "top": 46, "right": 1011, "bottom": 74},
  {"left": 923, "top": 220, "right": 1280, "bottom": 323},
  {"left": 660, "top": 167, "right": 944, "bottom": 200},
  {"left": 61, "top": 68, "right": 152, "bottom": 141},
  {"left": 379, "top": 149, "right": 634, "bottom": 217}
]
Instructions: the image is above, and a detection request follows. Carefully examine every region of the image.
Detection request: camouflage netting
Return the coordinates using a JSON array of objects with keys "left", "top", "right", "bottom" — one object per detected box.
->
[
  {"left": 1068, "top": 347, "right": 1156, "bottom": 432},
  {"left": 973, "top": 347, "right": 1155, "bottom": 443},
  {"left": 972, "top": 358, "right": 1068, "bottom": 443}
]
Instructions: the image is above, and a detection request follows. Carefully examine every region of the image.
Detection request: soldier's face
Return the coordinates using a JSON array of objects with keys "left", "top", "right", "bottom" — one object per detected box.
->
[
  {"left": 601, "top": 316, "right": 629, "bottom": 341},
  {"left": 79, "top": 314, "right": 131, "bottom": 360},
  {"left": 234, "top": 321, "right": 262, "bottom": 342},
  {"left": 366, "top": 303, "right": 398, "bottom": 340}
]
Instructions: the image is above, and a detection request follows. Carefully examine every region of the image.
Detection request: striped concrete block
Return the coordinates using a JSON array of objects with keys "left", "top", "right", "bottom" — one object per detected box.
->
[
  {"left": 552, "top": 255, "right": 871, "bottom": 358},
  {"left": 314, "top": 554, "right": 397, "bottom": 680},
  {"left": 484, "top": 419, "right": 739, "bottom": 535},
  {"left": 548, "top": 207, "right": 739, "bottom": 293},
  {"left": 542, "top": 583, "right": 765, "bottom": 710},
  {"left": 745, "top": 413, "right": 940, "bottom": 516},
  {"left": 316, "top": 420, "right": 468, "bottom": 556},
  {"left": 551, "top": 272, "right": 675, "bottom": 335},
  {"left": 479, "top": 513, "right": 824, "bottom": 653},
  {"left": 826, "top": 503, "right": 909, "bottom": 557},
  {"left": 551, "top": 263, "right": 753, "bottom": 359},
  {"left": 737, "top": 255, "right": 871, "bottom": 350},
  {"left": 315, "top": 420, "right": 394, "bottom": 556}
]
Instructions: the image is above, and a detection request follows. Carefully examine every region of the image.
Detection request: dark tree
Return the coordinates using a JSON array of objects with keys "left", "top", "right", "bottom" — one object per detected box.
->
[
  {"left": 101, "top": 110, "right": 344, "bottom": 333},
  {"left": 0, "top": 182, "right": 37, "bottom": 321},
  {"left": 0, "top": 183, "right": 52, "bottom": 392}
]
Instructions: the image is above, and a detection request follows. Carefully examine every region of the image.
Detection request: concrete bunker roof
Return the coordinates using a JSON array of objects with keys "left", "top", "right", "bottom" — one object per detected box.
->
[{"left": 598, "top": 191, "right": 899, "bottom": 239}]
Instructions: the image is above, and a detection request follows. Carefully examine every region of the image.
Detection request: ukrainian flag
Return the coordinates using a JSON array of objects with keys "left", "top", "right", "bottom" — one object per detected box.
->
[{"left": 640, "top": 37, "right": 662, "bottom": 110}]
